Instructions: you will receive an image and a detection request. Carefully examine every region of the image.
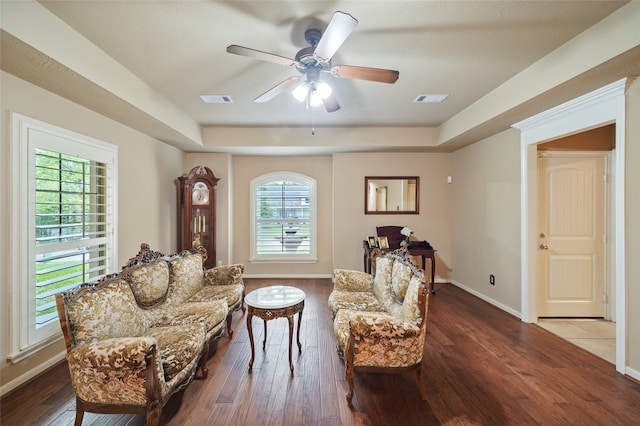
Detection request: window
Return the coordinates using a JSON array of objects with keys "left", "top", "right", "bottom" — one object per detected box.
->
[
  {"left": 250, "top": 172, "right": 317, "bottom": 262},
  {"left": 9, "top": 113, "right": 117, "bottom": 362}
]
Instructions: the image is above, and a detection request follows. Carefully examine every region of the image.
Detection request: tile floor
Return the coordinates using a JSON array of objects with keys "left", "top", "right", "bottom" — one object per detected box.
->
[{"left": 536, "top": 318, "right": 616, "bottom": 364}]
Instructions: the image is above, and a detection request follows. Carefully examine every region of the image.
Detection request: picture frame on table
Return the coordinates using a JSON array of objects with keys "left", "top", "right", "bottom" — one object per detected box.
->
[
  {"left": 368, "top": 236, "right": 377, "bottom": 248},
  {"left": 377, "top": 236, "right": 389, "bottom": 250}
]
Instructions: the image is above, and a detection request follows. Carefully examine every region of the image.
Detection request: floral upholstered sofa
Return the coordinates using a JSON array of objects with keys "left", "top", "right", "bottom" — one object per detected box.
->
[
  {"left": 55, "top": 243, "right": 245, "bottom": 426},
  {"left": 328, "top": 243, "right": 430, "bottom": 405}
]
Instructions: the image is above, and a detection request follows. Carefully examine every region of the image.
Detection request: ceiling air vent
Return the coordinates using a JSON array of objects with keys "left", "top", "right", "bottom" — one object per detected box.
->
[
  {"left": 414, "top": 94, "right": 448, "bottom": 103},
  {"left": 200, "top": 95, "right": 233, "bottom": 104}
]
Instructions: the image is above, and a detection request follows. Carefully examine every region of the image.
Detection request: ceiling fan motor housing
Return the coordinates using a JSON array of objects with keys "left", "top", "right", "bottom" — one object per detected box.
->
[
  {"left": 304, "top": 28, "right": 322, "bottom": 46},
  {"left": 295, "top": 46, "right": 329, "bottom": 76}
]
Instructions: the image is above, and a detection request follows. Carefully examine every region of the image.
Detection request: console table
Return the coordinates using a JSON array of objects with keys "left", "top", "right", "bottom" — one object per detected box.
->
[{"left": 363, "top": 240, "right": 437, "bottom": 294}]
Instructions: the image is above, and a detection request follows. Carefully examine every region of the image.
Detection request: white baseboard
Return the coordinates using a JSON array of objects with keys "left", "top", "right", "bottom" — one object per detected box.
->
[
  {"left": 0, "top": 350, "right": 66, "bottom": 397},
  {"left": 450, "top": 279, "right": 522, "bottom": 319},
  {"left": 626, "top": 366, "right": 640, "bottom": 383}
]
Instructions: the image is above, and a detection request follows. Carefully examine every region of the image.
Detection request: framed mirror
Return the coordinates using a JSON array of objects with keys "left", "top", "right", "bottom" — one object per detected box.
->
[{"left": 365, "top": 176, "right": 419, "bottom": 214}]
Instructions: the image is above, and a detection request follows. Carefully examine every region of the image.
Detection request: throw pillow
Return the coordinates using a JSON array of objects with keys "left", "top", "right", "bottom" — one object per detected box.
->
[
  {"left": 127, "top": 260, "right": 170, "bottom": 308},
  {"left": 391, "top": 260, "right": 412, "bottom": 302}
]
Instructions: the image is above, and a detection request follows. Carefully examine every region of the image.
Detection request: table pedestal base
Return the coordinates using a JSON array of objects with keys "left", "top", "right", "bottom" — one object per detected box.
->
[{"left": 247, "top": 301, "right": 304, "bottom": 373}]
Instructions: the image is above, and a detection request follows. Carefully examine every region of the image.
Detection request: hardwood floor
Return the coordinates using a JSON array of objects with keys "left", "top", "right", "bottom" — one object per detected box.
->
[{"left": 3, "top": 279, "right": 640, "bottom": 425}]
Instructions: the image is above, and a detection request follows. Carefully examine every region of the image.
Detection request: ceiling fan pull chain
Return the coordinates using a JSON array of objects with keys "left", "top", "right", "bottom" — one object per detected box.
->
[{"left": 310, "top": 98, "right": 316, "bottom": 135}]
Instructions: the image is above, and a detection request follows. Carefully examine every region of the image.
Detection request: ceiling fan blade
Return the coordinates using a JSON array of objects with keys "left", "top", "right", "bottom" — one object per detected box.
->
[
  {"left": 323, "top": 92, "right": 341, "bottom": 113},
  {"left": 227, "top": 45, "right": 296, "bottom": 67},
  {"left": 254, "top": 76, "right": 301, "bottom": 103},
  {"left": 313, "top": 11, "right": 358, "bottom": 62},
  {"left": 331, "top": 65, "right": 399, "bottom": 84}
]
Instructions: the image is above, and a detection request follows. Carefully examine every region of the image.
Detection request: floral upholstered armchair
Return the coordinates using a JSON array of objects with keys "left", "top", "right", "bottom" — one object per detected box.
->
[{"left": 328, "top": 243, "right": 430, "bottom": 405}]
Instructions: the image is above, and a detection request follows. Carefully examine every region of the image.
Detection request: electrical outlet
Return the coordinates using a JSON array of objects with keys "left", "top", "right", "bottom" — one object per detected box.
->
[{"left": 489, "top": 274, "right": 495, "bottom": 285}]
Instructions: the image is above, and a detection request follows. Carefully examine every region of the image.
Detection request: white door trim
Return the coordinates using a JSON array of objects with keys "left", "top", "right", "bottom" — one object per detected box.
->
[{"left": 513, "top": 78, "right": 627, "bottom": 374}]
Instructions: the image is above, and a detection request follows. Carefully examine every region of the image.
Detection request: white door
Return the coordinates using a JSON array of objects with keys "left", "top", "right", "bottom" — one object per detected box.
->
[{"left": 537, "top": 151, "right": 606, "bottom": 317}]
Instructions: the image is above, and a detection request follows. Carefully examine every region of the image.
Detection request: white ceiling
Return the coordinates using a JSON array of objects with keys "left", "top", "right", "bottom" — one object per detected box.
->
[{"left": 3, "top": 1, "right": 639, "bottom": 154}]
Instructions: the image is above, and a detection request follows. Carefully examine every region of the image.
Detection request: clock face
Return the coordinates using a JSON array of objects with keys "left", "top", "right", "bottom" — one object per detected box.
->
[{"left": 192, "top": 182, "right": 209, "bottom": 205}]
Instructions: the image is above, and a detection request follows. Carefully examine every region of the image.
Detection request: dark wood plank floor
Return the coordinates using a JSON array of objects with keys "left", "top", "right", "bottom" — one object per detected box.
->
[{"left": 2, "top": 279, "right": 640, "bottom": 425}]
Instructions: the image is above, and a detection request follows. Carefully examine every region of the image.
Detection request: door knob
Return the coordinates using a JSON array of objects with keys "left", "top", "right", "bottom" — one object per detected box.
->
[{"left": 539, "top": 244, "right": 549, "bottom": 250}]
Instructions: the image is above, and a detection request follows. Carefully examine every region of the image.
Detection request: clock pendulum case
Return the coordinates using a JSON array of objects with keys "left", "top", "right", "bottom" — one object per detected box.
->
[{"left": 177, "top": 166, "right": 219, "bottom": 268}]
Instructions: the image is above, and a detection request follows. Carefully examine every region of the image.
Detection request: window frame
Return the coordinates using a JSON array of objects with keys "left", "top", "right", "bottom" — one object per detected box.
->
[
  {"left": 8, "top": 113, "right": 118, "bottom": 362},
  {"left": 250, "top": 172, "right": 317, "bottom": 263}
]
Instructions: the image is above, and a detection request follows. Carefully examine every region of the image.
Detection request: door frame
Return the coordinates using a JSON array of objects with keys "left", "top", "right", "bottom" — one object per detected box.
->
[{"left": 513, "top": 78, "right": 627, "bottom": 374}]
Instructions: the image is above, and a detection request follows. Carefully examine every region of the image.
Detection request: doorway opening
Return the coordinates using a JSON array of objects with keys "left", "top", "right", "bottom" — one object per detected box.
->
[
  {"left": 513, "top": 78, "right": 627, "bottom": 374},
  {"left": 534, "top": 126, "right": 615, "bottom": 363}
]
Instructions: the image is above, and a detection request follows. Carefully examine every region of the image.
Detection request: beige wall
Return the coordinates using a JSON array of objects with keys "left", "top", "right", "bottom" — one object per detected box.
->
[
  {"left": 451, "top": 129, "right": 522, "bottom": 311},
  {"left": 185, "top": 150, "right": 454, "bottom": 278},
  {"left": 626, "top": 77, "right": 640, "bottom": 373},
  {"left": 185, "top": 151, "right": 451, "bottom": 281},
  {"left": 0, "top": 71, "right": 185, "bottom": 393},
  {"left": 333, "top": 152, "right": 453, "bottom": 277}
]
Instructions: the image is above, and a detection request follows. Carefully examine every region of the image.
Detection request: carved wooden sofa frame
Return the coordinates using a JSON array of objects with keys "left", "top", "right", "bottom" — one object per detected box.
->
[
  {"left": 55, "top": 271, "right": 215, "bottom": 426},
  {"left": 55, "top": 243, "right": 245, "bottom": 425}
]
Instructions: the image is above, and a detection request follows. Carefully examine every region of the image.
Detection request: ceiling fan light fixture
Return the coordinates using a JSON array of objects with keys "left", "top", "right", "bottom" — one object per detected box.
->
[
  {"left": 292, "top": 82, "right": 309, "bottom": 102},
  {"left": 293, "top": 81, "right": 332, "bottom": 107},
  {"left": 309, "top": 89, "right": 324, "bottom": 107},
  {"left": 315, "top": 81, "right": 332, "bottom": 99}
]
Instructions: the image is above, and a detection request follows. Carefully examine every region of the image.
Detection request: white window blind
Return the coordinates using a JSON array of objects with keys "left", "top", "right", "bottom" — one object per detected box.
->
[
  {"left": 9, "top": 113, "right": 117, "bottom": 362},
  {"left": 251, "top": 172, "right": 316, "bottom": 262},
  {"left": 34, "top": 149, "right": 110, "bottom": 326}
]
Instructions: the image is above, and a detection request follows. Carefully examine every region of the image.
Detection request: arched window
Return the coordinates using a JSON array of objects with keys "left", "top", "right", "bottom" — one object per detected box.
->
[{"left": 250, "top": 172, "right": 317, "bottom": 262}]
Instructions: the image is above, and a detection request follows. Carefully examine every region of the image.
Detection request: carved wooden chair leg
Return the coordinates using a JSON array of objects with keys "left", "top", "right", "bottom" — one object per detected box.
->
[
  {"left": 345, "top": 362, "right": 355, "bottom": 405},
  {"left": 345, "top": 334, "right": 356, "bottom": 405},
  {"left": 143, "top": 348, "right": 163, "bottom": 425},
  {"left": 198, "top": 345, "right": 209, "bottom": 379},
  {"left": 336, "top": 343, "right": 344, "bottom": 359},
  {"left": 226, "top": 313, "right": 234, "bottom": 338},
  {"left": 415, "top": 363, "right": 427, "bottom": 400},
  {"left": 73, "top": 398, "right": 84, "bottom": 426},
  {"left": 145, "top": 399, "right": 161, "bottom": 426}
]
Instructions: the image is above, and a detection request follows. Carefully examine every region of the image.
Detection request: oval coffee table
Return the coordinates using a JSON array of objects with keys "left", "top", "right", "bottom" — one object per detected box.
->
[{"left": 245, "top": 285, "right": 306, "bottom": 373}]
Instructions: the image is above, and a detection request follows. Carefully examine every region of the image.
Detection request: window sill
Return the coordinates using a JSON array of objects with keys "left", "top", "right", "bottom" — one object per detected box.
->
[
  {"left": 250, "top": 257, "right": 318, "bottom": 264},
  {"left": 6, "top": 334, "right": 63, "bottom": 364}
]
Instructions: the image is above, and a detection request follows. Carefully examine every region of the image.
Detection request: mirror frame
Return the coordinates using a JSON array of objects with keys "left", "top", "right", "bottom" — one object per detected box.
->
[{"left": 364, "top": 176, "right": 420, "bottom": 214}]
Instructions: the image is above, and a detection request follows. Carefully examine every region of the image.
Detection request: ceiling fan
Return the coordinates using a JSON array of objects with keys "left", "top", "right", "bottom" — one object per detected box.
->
[{"left": 226, "top": 11, "right": 399, "bottom": 113}]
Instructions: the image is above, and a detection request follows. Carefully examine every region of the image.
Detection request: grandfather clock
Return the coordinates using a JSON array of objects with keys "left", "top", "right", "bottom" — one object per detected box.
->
[{"left": 178, "top": 166, "right": 219, "bottom": 268}]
